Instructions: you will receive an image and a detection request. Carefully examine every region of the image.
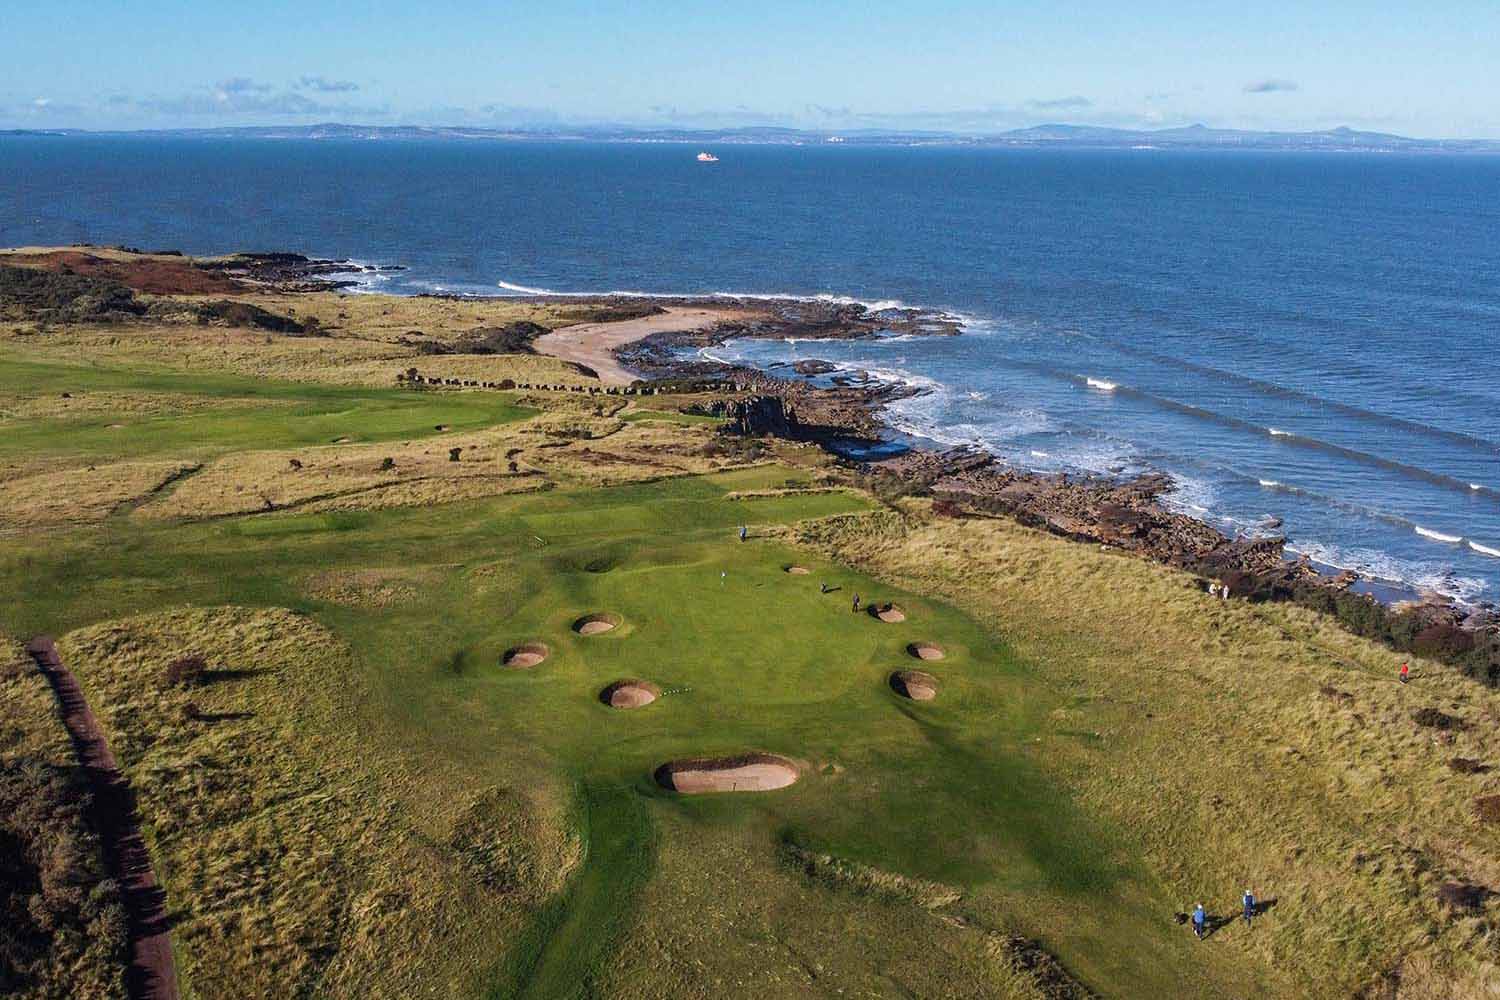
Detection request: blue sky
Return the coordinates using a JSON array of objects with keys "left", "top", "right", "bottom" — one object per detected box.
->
[{"left": 3, "top": 1, "right": 1498, "bottom": 137}]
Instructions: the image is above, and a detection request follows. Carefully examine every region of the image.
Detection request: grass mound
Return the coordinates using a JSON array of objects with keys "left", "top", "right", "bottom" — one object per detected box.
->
[
  {"left": 573, "top": 613, "right": 620, "bottom": 636},
  {"left": 503, "top": 642, "right": 550, "bottom": 669},
  {"left": 890, "top": 669, "right": 940, "bottom": 701},
  {"left": 654, "top": 753, "right": 799, "bottom": 794},
  {"left": 598, "top": 679, "right": 660, "bottom": 709},
  {"left": 56, "top": 606, "right": 576, "bottom": 998}
]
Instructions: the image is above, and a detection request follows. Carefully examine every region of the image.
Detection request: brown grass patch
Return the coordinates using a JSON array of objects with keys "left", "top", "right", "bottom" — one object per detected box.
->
[
  {"left": 0, "top": 632, "right": 129, "bottom": 999},
  {"left": 56, "top": 606, "right": 578, "bottom": 998},
  {"left": 0, "top": 459, "right": 199, "bottom": 529},
  {"left": 303, "top": 567, "right": 436, "bottom": 608}
]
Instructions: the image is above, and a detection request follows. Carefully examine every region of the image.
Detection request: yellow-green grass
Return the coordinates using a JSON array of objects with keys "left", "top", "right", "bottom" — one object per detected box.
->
[
  {"left": 5, "top": 463, "right": 1274, "bottom": 998},
  {"left": 0, "top": 632, "right": 68, "bottom": 778},
  {"left": 791, "top": 504, "right": 1500, "bottom": 997}
]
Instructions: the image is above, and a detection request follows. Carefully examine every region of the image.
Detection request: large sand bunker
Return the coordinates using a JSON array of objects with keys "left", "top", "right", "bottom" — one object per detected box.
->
[
  {"left": 871, "top": 603, "right": 907, "bottom": 623},
  {"left": 573, "top": 613, "right": 620, "bottom": 635},
  {"left": 784, "top": 565, "right": 811, "bottom": 575},
  {"left": 907, "top": 641, "right": 945, "bottom": 661},
  {"left": 654, "top": 753, "right": 800, "bottom": 794},
  {"left": 502, "top": 642, "right": 550, "bottom": 668},
  {"left": 599, "top": 679, "right": 661, "bottom": 709},
  {"left": 890, "top": 670, "right": 939, "bottom": 701}
]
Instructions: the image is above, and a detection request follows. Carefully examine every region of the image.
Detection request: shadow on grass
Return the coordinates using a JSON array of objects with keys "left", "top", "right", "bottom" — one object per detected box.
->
[{"left": 493, "top": 782, "right": 657, "bottom": 999}]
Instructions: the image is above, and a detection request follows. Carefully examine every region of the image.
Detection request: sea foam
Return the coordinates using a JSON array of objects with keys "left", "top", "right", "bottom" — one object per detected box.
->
[{"left": 1415, "top": 525, "right": 1463, "bottom": 544}]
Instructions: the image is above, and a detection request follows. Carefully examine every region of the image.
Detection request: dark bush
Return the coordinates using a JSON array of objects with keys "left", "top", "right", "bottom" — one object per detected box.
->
[
  {"left": 379, "top": 457, "right": 395, "bottom": 471},
  {"left": 193, "top": 299, "right": 308, "bottom": 334},
  {"left": 0, "top": 759, "right": 128, "bottom": 998},
  {"left": 931, "top": 498, "right": 966, "bottom": 518},
  {"left": 0, "top": 265, "right": 144, "bottom": 323},
  {"left": 1412, "top": 707, "right": 1466, "bottom": 730},
  {"left": 1436, "top": 881, "right": 1490, "bottom": 912},
  {"left": 456, "top": 320, "right": 549, "bottom": 354},
  {"left": 1449, "top": 757, "right": 1488, "bottom": 774},
  {"left": 1413, "top": 623, "right": 1476, "bottom": 659},
  {"left": 162, "top": 654, "right": 208, "bottom": 689},
  {"left": 1477, "top": 796, "right": 1500, "bottom": 824}
]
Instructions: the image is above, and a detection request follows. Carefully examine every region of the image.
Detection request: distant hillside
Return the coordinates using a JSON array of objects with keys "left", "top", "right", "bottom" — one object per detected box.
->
[{"left": 5, "top": 121, "right": 1500, "bottom": 152}]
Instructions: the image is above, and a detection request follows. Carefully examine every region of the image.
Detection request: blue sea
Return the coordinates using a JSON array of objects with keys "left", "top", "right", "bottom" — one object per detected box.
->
[{"left": 4, "top": 136, "right": 1498, "bottom": 603}]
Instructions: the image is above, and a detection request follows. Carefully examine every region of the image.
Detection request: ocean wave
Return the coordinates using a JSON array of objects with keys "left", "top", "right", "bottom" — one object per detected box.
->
[
  {"left": 1161, "top": 475, "right": 1217, "bottom": 517},
  {"left": 978, "top": 351, "right": 1494, "bottom": 500},
  {"left": 1085, "top": 377, "right": 1118, "bottom": 391},
  {"left": 490, "top": 274, "right": 977, "bottom": 321},
  {"left": 323, "top": 259, "right": 398, "bottom": 294},
  {"left": 1287, "top": 540, "right": 1488, "bottom": 605},
  {"left": 496, "top": 279, "right": 556, "bottom": 295},
  {"left": 1471, "top": 541, "right": 1500, "bottom": 558},
  {"left": 1067, "top": 330, "right": 1500, "bottom": 456},
  {"left": 1415, "top": 525, "right": 1463, "bottom": 544}
]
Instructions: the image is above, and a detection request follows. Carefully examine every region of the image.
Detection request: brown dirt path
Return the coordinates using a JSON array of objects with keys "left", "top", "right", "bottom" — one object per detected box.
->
[
  {"left": 26, "top": 636, "right": 181, "bottom": 1000},
  {"left": 531, "top": 306, "right": 731, "bottom": 384}
]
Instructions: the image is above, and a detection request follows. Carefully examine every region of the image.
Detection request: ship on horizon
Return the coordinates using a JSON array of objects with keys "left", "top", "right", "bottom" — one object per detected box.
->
[{"left": 696, "top": 151, "right": 719, "bottom": 162}]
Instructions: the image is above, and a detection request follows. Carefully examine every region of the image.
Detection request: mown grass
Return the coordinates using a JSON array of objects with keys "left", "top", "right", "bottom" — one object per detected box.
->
[{"left": 0, "top": 353, "right": 534, "bottom": 470}]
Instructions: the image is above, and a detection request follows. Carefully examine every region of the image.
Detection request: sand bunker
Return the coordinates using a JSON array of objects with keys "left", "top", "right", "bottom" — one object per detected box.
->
[
  {"left": 654, "top": 753, "right": 799, "bottom": 794},
  {"left": 599, "top": 679, "right": 660, "bottom": 709},
  {"left": 502, "top": 642, "right": 550, "bottom": 668},
  {"left": 871, "top": 603, "right": 907, "bottom": 623},
  {"left": 907, "top": 642, "right": 945, "bottom": 661},
  {"left": 573, "top": 613, "right": 620, "bottom": 635},
  {"left": 890, "top": 670, "right": 939, "bottom": 701},
  {"left": 784, "top": 565, "right": 811, "bottom": 575}
]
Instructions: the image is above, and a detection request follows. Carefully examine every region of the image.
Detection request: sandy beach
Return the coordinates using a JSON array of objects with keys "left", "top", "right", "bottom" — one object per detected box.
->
[{"left": 531, "top": 306, "right": 731, "bottom": 384}]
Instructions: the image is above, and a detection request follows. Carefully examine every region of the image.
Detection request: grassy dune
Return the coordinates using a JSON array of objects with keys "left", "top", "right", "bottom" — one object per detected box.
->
[{"left": 794, "top": 506, "right": 1500, "bottom": 997}]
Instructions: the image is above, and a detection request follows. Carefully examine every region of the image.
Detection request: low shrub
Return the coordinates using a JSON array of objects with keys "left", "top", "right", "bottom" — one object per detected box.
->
[{"left": 162, "top": 654, "right": 207, "bottom": 689}]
